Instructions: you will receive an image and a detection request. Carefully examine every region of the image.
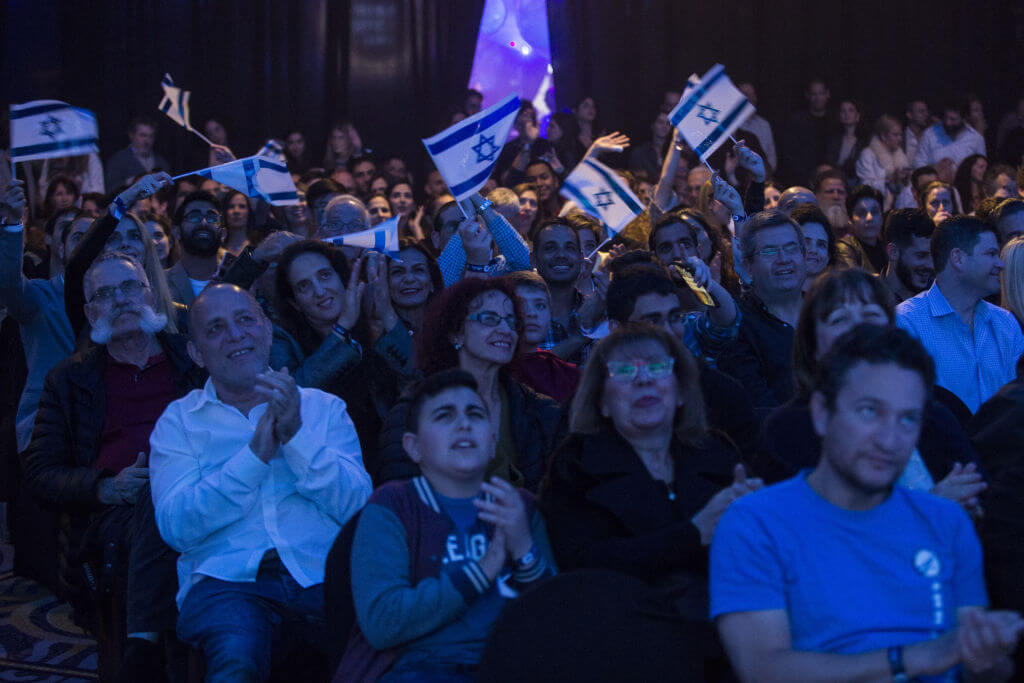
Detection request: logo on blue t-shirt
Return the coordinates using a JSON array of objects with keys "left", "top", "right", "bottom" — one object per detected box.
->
[{"left": 913, "top": 549, "right": 941, "bottom": 578}]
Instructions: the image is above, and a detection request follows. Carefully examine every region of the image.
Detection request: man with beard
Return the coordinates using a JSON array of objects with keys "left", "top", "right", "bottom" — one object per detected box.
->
[
  {"left": 718, "top": 210, "right": 807, "bottom": 411},
  {"left": 167, "top": 190, "right": 225, "bottom": 306},
  {"left": 898, "top": 216, "right": 1023, "bottom": 412},
  {"left": 813, "top": 168, "right": 850, "bottom": 234},
  {"left": 22, "top": 251, "right": 205, "bottom": 679},
  {"left": 531, "top": 218, "right": 605, "bottom": 363},
  {"left": 914, "top": 98, "right": 987, "bottom": 170},
  {"left": 881, "top": 209, "right": 935, "bottom": 303}
]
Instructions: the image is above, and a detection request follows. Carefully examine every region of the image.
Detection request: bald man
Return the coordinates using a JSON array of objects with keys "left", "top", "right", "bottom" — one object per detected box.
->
[{"left": 149, "top": 284, "right": 371, "bottom": 680}]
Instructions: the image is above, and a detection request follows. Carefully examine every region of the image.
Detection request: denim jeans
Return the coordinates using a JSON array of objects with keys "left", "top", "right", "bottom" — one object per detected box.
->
[{"left": 176, "top": 558, "right": 326, "bottom": 683}]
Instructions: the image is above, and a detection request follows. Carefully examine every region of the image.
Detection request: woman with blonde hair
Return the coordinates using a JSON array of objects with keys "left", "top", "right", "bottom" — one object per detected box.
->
[
  {"left": 1000, "top": 236, "right": 1024, "bottom": 329},
  {"left": 856, "top": 114, "right": 911, "bottom": 206},
  {"left": 64, "top": 174, "right": 181, "bottom": 340}
]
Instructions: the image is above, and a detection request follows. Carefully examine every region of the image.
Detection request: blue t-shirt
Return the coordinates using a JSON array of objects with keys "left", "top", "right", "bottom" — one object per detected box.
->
[
  {"left": 710, "top": 472, "right": 986, "bottom": 679},
  {"left": 397, "top": 493, "right": 504, "bottom": 668}
]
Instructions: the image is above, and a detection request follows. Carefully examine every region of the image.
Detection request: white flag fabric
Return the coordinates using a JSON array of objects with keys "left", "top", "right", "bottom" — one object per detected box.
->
[
  {"left": 422, "top": 94, "right": 520, "bottom": 201},
  {"left": 158, "top": 73, "right": 193, "bottom": 131},
  {"left": 256, "top": 139, "right": 286, "bottom": 164},
  {"left": 559, "top": 158, "right": 643, "bottom": 236},
  {"left": 669, "top": 64, "right": 754, "bottom": 160},
  {"left": 9, "top": 101, "right": 99, "bottom": 162},
  {"left": 323, "top": 214, "right": 401, "bottom": 255},
  {"left": 186, "top": 156, "right": 299, "bottom": 206}
]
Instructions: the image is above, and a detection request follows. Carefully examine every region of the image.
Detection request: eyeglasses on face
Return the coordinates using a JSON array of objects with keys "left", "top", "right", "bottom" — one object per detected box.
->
[
  {"left": 755, "top": 242, "right": 802, "bottom": 260},
  {"left": 184, "top": 210, "right": 222, "bottom": 224},
  {"left": 606, "top": 357, "right": 676, "bottom": 382},
  {"left": 89, "top": 279, "right": 147, "bottom": 302},
  {"left": 465, "top": 311, "right": 520, "bottom": 330}
]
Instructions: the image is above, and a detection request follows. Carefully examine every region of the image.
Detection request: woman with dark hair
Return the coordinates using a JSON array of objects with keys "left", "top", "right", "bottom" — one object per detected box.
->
[
  {"left": 284, "top": 128, "right": 312, "bottom": 175},
  {"left": 386, "top": 179, "right": 416, "bottom": 217},
  {"left": 573, "top": 95, "right": 600, "bottom": 151},
  {"left": 790, "top": 204, "right": 836, "bottom": 292},
  {"left": 271, "top": 240, "right": 414, "bottom": 454},
  {"left": 141, "top": 211, "right": 178, "bottom": 268},
  {"left": 953, "top": 153, "right": 988, "bottom": 214},
  {"left": 756, "top": 268, "right": 984, "bottom": 508},
  {"left": 540, "top": 323, "right": 758, "bottom": 680},
  {"left": 826, "top": 99, "right": 867, "bottom": 187},
  {"left": 221, "top": 190, "right": 253, "bottom": 256},
  {"left": 546, "top": 111, "right": 583, "bottom": 172},
  {"left": 376, "top": 277, "right": 564, "bottom": 490},
  {"left": 42, "top": 174, "right": 80, "bottom": 219},
  {"left": 387, "top": 237, "right": 442, "bottom": 338}
]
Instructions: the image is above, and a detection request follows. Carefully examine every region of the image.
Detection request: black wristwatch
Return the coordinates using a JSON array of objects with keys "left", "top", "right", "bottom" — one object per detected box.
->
[{"left": 887, "top": 645, "right": 909, "bottom": 682}]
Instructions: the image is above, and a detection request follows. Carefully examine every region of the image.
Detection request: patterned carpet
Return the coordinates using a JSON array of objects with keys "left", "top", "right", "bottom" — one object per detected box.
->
[{"left": 0, "top": 544, "right": 98, "bottom": 681}]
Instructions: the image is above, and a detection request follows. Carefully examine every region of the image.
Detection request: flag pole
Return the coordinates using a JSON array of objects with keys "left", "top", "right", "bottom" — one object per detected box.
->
[
  {"left": 190, "top": 129, "right": 216, "bottom": 147},
  {"left": 586, "top": 236, "right": 613, "bottom": 261},
  {"left": 701, "top": 157, "right": 715, "bottom": 173}
]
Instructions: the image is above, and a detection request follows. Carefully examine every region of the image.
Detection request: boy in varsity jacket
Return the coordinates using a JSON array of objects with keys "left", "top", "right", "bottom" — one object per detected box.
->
[{"left": 339, "top": 369, "right": 556, "bottom": 681}]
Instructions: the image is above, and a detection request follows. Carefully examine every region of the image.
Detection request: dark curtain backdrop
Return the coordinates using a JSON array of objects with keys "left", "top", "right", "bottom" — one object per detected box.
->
[
  {"left": 3, "top": 0, "right": 482, "bottom": 179},
  {"left": 548, "top": 0, "right": 1024, "bottom": 183}
]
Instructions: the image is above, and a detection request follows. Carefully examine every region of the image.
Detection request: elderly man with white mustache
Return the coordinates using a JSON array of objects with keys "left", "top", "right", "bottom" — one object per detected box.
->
[{"left": 22, "top": 250, "right": 206, "bottom": 680}]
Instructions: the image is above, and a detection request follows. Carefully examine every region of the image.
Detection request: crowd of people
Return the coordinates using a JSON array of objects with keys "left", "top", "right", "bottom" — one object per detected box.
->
[{"left": 3, "top": 79, "right": 1024, "bottom": 682}]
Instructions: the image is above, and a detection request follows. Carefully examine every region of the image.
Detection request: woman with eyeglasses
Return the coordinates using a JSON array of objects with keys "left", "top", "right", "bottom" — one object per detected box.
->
[
  {"left": 63, "top": 173, "right": 181, "bottom": 342},
  {"left": 539, "top": 323, "right": 761, "bottom": 679},
  {"left": 271, "top": 240, "right": 414, "bottom": 455},
  {"left": 376, "top": 277, "right": 564, "bottom": 491}
]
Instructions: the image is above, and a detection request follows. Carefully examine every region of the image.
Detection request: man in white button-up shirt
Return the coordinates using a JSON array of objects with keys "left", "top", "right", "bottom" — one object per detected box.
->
[{"left": 150, "top": 283, "right": 371, "bottom": 681}]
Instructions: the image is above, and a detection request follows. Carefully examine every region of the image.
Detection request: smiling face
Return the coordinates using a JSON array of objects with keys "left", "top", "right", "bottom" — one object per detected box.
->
[
  {"left": 456, "top": 290, "right": 518, "bottom": 368},
  {"left": 403, "top": 386, "right": 494, "bottom": 486},
  {"left": 389, "top": 248, "right": 434, "bottom": 309},
  {"left": 893, "top": 235, "right": 934, "bottom": 293},
  {"left": 801, "top": 222, "right": 830, "bottom": 277},
  {"left": 600, "top": 339, "right": 681, "bottom": 441},
  {"left": 811, "top": 361, "right": 926, "bottom": 501},
  {"left": 533, "top": 224, "right": 582, "bottom": 285},
  {"left": 104, "top": 217, "right": 147, "bottom": 262},
  {"left": 747, "top": 224, "right": 807, "bottom": 297},
  {"left": 525, "top": 163, "right": 557, "bottom": 202},
  {"left": 957, "top": 230, "right": 1004, "bottom": 299},
  {"left": 286, "top": 252, "right": 345, "bottom": 329},
  {"left": 187, "top": 285, "right": 274, "bottom": 392}
]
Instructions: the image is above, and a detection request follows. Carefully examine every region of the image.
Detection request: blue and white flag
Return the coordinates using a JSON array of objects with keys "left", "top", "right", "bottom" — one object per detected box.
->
[
  {"left": 559, "top": 158, "right": 643, "bottom": 236},
  {"left": 669, "top": 64, "right": 754, "bottom": 160},
  {"left": 422, "top": 94, "right": 520, "bottom": 201},
  {"left": 9, "top": 101, "right": 99, "bottom": 162},
  {"left": 324, "top": 214, "right": 401, "bottom": 255},
  {"left": 183, "top": 155, "right": 299, "bottom": 206},
  {"left": 158, "top": 73, "right": 193, "bottom": 131},
  {"left": 256, "top": 139, "right": 286, "bottom": 164}
]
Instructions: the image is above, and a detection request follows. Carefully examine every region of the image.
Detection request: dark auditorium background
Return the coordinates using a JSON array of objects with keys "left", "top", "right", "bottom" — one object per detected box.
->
[{"left": 3, "top": 0, "right": 1024, "bottom": 175}]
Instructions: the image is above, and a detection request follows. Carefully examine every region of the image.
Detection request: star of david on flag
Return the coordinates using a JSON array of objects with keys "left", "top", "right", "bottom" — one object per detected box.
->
[
  {"left": 559, "top": 158, "right": 643, "bottom": 236},
  {"left": 422, "top": 94, "right": 520, "bottom": 201},
  {"left": 323, "top": 214, "right": 401, "bottom": 256},
  {"left": 158, "top": 73, "right": 194, "bottom": 131},
  {"left": 10, "top": 100, "right": 99, "bottom": 162},
  {"left": 669, "top": 64, "right": 755, "bottom": 160},
  {"left": 174, "top": 155, "right": 299, "bottom": 206}
]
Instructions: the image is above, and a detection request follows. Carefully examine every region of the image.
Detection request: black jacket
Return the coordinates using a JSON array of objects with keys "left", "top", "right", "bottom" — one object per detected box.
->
[
  {"left": 756, "top": 396, "right": 982, "bottom": 485},
  {"left": 539, "top": 428, "right": 739, "bottom": 581},
  {"left": 21, "top": 333, "right": 205, "bottom": 599},
  {"left": 375, "top": 372, "right": 564, "bottom": 492},
  {"left": 717, "top": 292, "right": 795, "bottom": 412}
]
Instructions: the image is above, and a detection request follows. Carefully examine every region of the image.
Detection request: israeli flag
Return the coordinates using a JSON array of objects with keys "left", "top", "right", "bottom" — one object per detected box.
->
[
  {"left": 324, "top": 214, "right": 401, "bottom": 255},
  {"left": 158, "top": 73, "right": 193, "bottom": 131},
  {"left": 559, "top": 158, "right": 643, "bottom": 236},
  {"left": 422, "top": 94, "right": 520, "bottom": 201},
  {"left": 9, "top": 101, "right": 99, "bottom": 162},
  {"left": 256, "top": 139, "right": 286, "bottom": 164},
  {"left": 187, "top": 156, "right": 299, "bottom": 206},
  {"left": 669, "top": 64, "right": 754, "bottom": 160}
]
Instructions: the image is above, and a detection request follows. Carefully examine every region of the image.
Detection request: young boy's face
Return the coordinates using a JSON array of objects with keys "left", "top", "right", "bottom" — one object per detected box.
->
[
  {"left": 515, "top": 285, "right": 552, "bottom": 347},
  {"left": 403, "top": 386, "right": 495, "bottom": 483}
]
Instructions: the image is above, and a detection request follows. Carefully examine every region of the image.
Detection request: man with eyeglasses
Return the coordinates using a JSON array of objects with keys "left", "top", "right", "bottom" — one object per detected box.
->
[
  {"left": 22, "top": 250, "right": 206, "bottom": 679},
  {"left": 167, "top": 190, "right": 226, "bottom": 306},
  {"left": 718, "top": 210, "right": 807, "bottom": 411}
]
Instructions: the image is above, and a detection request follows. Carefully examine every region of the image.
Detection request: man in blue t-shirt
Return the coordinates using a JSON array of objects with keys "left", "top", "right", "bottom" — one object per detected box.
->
[{"left": 711, "top": 325, "right": 1023, "bottom": 682}]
